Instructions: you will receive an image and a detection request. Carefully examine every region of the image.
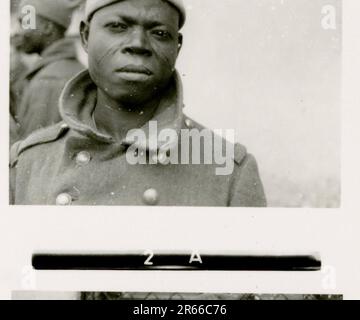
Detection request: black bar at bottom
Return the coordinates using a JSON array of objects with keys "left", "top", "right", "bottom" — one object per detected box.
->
[{"left": 32, "top": 254, "right": 321, "bottom": 271}]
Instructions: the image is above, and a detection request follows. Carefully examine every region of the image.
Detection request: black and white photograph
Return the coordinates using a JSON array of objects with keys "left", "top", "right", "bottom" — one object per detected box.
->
[
  {"left": 9, "top": 0, "right": 341, "bottom": 207},
  {"left": 11, "top": 291, "right": 343, "bottom": 300},
  {"left": 1, "top": 0, "right": 360, "bottom": 304}
]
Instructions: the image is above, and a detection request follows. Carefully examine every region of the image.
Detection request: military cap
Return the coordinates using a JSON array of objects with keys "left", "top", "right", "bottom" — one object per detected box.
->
[
  {"left": 85, "top": 0, "right": 186, "bottom": 28},
  {"left": 19, "top": 0, "right": 82, "bottom": 29}
]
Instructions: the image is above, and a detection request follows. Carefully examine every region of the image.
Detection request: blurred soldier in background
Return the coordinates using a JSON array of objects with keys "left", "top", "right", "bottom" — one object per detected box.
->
[
  {"left": 9, "top": 43, "right": 26, "bottom": 145},
  {"left": 12, "top": 0, "right": 84, "bottom": 140},
  {"left": 10, "top": 0, "right": 28, "bottom": 145}
]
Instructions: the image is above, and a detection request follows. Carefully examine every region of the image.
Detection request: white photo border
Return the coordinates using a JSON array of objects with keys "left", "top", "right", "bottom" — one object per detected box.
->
[{"left": 1, "top": 0, "right": 359, "bottom": 300}]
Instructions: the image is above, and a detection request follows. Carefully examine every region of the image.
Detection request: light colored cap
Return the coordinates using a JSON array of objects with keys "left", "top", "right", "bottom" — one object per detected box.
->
[{"left": 85, "top": 0, "right": 186, "bottom": 28}]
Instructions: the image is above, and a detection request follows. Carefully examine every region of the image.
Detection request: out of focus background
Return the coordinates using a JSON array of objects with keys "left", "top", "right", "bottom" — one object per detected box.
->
[
  {"left": 179, "top": 0, "right": 341, "bottom": 208},
  {"left": 10, "top": 0, "right": 341, "bottom": 207}
]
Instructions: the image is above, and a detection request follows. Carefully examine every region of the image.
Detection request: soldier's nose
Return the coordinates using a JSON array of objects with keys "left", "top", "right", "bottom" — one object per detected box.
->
[
  {"left": 122, "top": 29, "right": 152, "bottom": 57},
  {"left": 123, "top": 46, "right": 152, "bottom": 57}
]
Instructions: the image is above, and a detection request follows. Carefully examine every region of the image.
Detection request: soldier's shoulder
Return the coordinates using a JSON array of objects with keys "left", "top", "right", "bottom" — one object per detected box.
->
[
  {"left": 38, "top": 60, "right": 84, "bottom": 81},
  {"left": 10, "top": 122, "right": 70, "bottom": 167},
  {"left": 182, "top": 115, "right": 248, "bottom": 165}
]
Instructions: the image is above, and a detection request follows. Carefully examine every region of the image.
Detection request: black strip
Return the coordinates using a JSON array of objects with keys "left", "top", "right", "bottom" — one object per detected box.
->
[
  {"left": 0, "top": 299, "right": 346, "bottom": 318},
  {"left": 32, "top": 254, "right": 321, "bottom": 271}
]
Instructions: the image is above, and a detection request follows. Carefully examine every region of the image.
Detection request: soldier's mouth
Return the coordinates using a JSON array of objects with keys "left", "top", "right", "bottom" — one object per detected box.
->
[
  {"left": 114, "top": 65, "right": 153, "bottom": 82},
  {"left": 116, "top": 65, "right": 153, "bottom": 75}
]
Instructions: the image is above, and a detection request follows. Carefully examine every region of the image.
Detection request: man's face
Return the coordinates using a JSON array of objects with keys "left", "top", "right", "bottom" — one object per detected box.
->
[
  {"left": 82, "top": 0, "right": 182, "bottom": 106},
  {"left": 12, "top": 14, "right": 49, "bottom": 54}
]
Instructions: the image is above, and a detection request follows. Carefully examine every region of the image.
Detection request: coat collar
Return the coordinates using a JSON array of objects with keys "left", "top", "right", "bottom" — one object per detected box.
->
[
  {"left": 59, "top": 69, "right": 185, "bottom": 152},
  {"left": 25, "top": 37, "right": 78, "bottom": 80}
]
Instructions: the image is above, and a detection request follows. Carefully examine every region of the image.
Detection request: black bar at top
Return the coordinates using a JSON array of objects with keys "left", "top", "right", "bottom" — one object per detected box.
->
[{"left": 32, "top": 254, "right": 321, "bottom": 271}]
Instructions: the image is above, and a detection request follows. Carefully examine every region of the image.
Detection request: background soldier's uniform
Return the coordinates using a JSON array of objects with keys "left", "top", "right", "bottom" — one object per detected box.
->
[
  {"left": 16, "top": 38, "right": 84, "bottom": 139},
  {"left": 10, "top": 70, "right": 266, "bottom": 207},
  {"left": 10, "top": 44, "right": 28, "bottom": 146},
  {"left": 10, "top": 45, "right": 27, "bottom": 118}
]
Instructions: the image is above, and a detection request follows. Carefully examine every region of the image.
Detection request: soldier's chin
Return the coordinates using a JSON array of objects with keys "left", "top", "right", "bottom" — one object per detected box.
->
[{"left": 111, "top": 88, "right": 158, "bottom": 107}]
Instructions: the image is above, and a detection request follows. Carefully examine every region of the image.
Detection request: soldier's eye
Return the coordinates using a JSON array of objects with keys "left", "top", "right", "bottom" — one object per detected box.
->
[
  {"left": 152, "top": 30, "right": 171, "bottom": 40},
  {"left": 106, "top": 22, "right": 128, "bottom": 32}
]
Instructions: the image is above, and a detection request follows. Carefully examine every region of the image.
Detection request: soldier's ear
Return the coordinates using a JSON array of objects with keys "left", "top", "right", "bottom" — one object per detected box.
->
[
  {"left": 80, "top": 21, "right": 89, "bottom": 53},
  {"left": 177, "top": 33, "right": 183, "bottom": 55}
]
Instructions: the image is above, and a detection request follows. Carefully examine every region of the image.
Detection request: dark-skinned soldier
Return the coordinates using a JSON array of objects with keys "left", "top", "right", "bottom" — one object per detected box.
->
[
  {"left": 10, "top": 0, "right": 267, "bottom": 207},
  {"left": 14, "top": 0, "right": 84, "bottom": 139}
]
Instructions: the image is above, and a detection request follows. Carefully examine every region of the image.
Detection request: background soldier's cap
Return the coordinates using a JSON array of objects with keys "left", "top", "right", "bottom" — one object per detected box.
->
[
  {"left": 85, "top": 0, "right": 186, "bottom": 28},
  {"left": 19, "top": 0, "right": 82, "bottom": 29}
]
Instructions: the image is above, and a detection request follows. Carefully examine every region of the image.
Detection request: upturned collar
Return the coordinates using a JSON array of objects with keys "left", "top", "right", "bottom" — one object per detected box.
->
[{"left": 59, "top": 69, "right": 185, "bottom": 152}]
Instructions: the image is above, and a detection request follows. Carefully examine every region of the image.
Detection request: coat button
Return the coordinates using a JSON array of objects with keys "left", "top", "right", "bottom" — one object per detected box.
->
[
  {"left": 157, "top": 152, "right": 168, "bottom": 164},
  {"left": 185, "top": 119, "right": 193, "bottom": 128},
  {"left": 56, "top": 193, "right": 72, "bottom": 206},
  {"left": 143, "top": 188, "right": 159, "bottom": 205},
  {"left": 151, "top": 153, "right": 158, "bottom": 163},
  {"left": 152, "top": 151, "right": 169, "bottom": 164},
  {"left": 60, "top": 123, "right": 69, "bottom": 129},
  {"left": 76, "top": 151, "right": 91, "bottom": 165}
]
